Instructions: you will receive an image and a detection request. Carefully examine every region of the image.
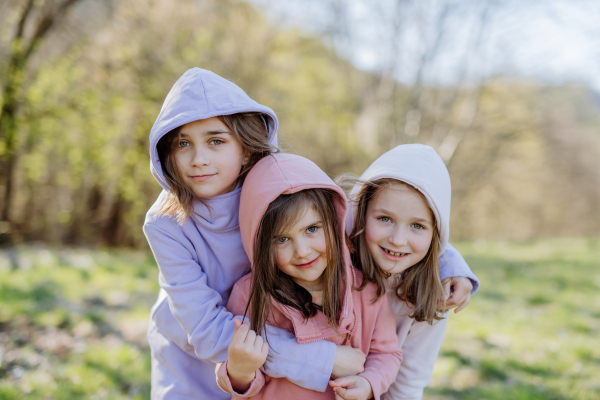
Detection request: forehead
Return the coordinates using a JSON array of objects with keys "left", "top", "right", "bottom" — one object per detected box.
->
[
  {"left": 369, "top": 182, "right": 432, "bottom": 219},
  {"left": 180, "top": 117, "right": 230, "bottom": 134},
  {"left": 279, "top": 203, "right": 321, "bottom": 233}
]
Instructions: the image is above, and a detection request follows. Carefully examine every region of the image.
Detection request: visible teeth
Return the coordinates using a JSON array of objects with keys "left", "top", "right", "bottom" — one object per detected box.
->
[{"left": 384, "top": 248, "right": 406, "bottom": 257}]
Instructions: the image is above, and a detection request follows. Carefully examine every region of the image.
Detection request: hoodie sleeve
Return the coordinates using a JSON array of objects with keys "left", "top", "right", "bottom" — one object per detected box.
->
[
  {"left": 439, "top": 243, "right": 480, "bottom": 294},
  {"left": 216, "top": 361, "right": 265, "bottom": 397},
  {"left": 144, "top": 222, "right": 236, "bottom": 363},
  {"left": 146, "top": 223, "right": 336, "bottom": 391},
  {"left": 227, "top": 276, "right": 337, "bottom": 393},
  {"left": 382, "top": 313, "right": 449, "bottom": 400},
  {"left": 359, "top": 292, "right": 403, "bottom": 400}
]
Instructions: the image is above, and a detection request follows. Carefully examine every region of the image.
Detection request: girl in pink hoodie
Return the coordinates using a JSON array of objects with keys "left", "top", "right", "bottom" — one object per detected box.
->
[{"left": 216, "top": 153, "right": 402, "bottom": 400}]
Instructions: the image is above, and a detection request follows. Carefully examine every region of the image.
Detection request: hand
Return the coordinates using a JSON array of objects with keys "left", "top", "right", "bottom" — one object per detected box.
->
[
  {"left": 331, "top": 345, "right": 366, "bottom": 379},
  {"left": 329, "top": 375, "right": 373, "bottom": 400},
  {"left": 227, "top": 319, "right": 269, "bottom": 393},
  {"left": 439, "top": 277, "right": 472, "bottom": 313}
]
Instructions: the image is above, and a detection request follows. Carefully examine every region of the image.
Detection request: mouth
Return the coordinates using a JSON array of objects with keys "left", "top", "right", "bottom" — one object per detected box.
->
[
  {"left": 380, "top": 246, "right": 409, "bottom": 260},
  {"left": 294, "top": 256, "right": 320, "bottom": 269},
  {"left": 190, "top": 174, "right": 216, "bottom": 182}
]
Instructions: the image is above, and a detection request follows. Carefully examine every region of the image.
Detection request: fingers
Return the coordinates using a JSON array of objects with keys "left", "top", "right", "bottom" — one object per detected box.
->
[
  {"left": 329, "top": 377, "right": 353, "bottom": 388},
  {"left": 261, "top": 340, "right": 269, "bottom": 358},
  {"left": 453, "top": 277, "right": 473, "bottom": 303},
  {"left": 232, "top": 321, "right": 251, "bottom": 344},
  {"left": 441, "top": 277, "right": 452, "bottom": 300},
  {"left": 454, "top": 294, "right": 471, "bottom": 313},
  {"left": 233, "top": 318, "right": 243, "bottom": 332},
  {"left": 333, "top": 386, "right": 349, "bottom": 399}
]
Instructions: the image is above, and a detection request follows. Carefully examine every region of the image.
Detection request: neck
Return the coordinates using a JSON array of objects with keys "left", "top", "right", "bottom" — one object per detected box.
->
[{"left": 293, "top": 277, "right": 324, "bottom": 292}]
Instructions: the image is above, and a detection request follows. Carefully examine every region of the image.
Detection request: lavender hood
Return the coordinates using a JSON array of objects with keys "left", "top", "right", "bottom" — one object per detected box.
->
[{"left": 149, "top": 67, "right": 278, "bottom": 191}]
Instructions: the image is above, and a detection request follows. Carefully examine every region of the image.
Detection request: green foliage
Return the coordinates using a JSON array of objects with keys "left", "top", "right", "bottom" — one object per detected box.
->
[
  {"left": 426, "top": 237, "right": 600, "bottom": 399},
  {"left": 0, "top": 0, "right": 370, "bottom": 247},
  {"left": 1, "top": 239, "right": 598, "bottom": 399},
  {"left": 0, "top": 246, "right": 157, "bottom": 399}
]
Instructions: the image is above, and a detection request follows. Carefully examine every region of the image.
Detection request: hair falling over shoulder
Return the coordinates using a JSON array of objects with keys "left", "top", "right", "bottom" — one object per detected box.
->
[
  {"left": 246, "top": 189, "right": 346, "bottom": 342},
  {"left": 155, "top": 112, "right": 277, "bottom": 224},
  {"left": 347, "top": 178, "right": 446, "bottom": 324}
]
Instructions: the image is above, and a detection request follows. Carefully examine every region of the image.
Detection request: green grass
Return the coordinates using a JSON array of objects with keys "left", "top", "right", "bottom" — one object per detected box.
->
[
  {"left": 1, "top": 238, "right": 599, "bottom": 399},
  {"left": 425, "top": 237, "right": 600, "bottom": 400},
  {"left": 0, "top": 247, "right": 159, "bottom": 399}
]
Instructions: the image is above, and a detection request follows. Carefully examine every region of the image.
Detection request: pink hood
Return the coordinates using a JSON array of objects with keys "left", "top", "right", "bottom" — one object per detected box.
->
[{"left": 239, "top": 153, "right": 356, "bottom": 332}]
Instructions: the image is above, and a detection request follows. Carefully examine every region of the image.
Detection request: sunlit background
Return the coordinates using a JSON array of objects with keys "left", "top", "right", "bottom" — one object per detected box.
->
[{"left": 0, "top": 0, "right": 598, "bottom": 399}]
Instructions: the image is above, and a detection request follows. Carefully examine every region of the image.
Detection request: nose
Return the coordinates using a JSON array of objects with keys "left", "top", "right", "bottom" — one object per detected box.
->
[
  {"left": 191, "top": 146, "right": 210, "bottom": 167},
  {"left": 388, "top": 226, "right": 408, "bottom": 247},
  {"left": 294, "top": 239, "right": 312, "bottom": 259}
]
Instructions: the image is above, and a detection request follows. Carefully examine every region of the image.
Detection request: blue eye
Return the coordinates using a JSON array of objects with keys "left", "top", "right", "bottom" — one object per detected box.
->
[
  {"left": 306, "top": 226, "right": 317, "bottom": 233},
  {"left": 379, "top": 217, "right": 391, "bottom": 223},
  {"left": 209, "top": 139, "right": 224, "bottom": 145},
  {"left": 278, "top": 237, "right": 289, "bottom": 244}
]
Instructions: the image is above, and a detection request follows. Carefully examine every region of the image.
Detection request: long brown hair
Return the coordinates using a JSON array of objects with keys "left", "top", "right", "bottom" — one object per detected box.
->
[
  {"left": 246, "top": 189, "right": 346, "bottom": 342},
  {"left": 155, "top": 113, "right": 277, "bottom": 223},
  {"left": 348, "top": 178, "right": 445, "bottom": 324}
]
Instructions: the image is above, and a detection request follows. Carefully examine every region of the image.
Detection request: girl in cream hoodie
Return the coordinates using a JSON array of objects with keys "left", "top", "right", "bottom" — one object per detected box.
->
[{"left": 346, "top": 144, "right": 473, "bottom": 399}]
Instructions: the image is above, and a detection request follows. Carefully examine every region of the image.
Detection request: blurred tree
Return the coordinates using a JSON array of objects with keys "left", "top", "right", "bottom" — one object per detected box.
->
[{"left": 0, "top": 0, "right": 83, "bottom": 246}]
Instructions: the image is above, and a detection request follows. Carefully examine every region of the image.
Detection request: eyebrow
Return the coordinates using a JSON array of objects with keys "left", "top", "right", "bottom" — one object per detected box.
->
[
  {"left": 373, "top": 208, "right": 396, "bottom": 216},
  {"left": 179, "top": 130, "right": 231, "bottom": 137},
  {"left": 412, "top": 217, "right": 432, "bottom": 224}
]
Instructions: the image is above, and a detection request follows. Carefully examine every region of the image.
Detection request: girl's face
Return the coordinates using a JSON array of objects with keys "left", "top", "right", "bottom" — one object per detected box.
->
[
  {"left": 364, "top": 181, "right": 434, "bottom": 274},
  {"left": 175, "top": 117, "right": 248, "bottom": 198},
  {"left": 274, "top": 206, "right": 328, "bottom": 291}
]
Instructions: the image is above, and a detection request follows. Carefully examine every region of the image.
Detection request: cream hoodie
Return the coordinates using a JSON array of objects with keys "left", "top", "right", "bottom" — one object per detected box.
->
[{"left": 349, "top": 144, "right": 465, "bottom": 400}]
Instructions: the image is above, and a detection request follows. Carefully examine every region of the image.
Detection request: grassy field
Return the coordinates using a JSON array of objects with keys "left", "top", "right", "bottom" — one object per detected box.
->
[{"left": 0, "top": 238, "right": 598, "bottom": 399}]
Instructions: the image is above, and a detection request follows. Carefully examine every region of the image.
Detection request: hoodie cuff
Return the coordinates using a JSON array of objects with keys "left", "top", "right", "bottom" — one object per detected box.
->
[
  {"left": 216, "top": 360, "right": 265, "bottom": 397},
  {"left": 359, "top": 371, "right": 382, "bottom": 400}
]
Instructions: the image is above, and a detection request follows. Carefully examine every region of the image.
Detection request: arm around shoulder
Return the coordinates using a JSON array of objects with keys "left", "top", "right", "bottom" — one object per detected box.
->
[{"left": 439, "top": 243, "right": 480, "bottom": 294}]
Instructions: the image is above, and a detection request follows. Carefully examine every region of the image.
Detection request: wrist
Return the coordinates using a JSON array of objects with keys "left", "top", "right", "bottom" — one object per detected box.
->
[{"left": 227, "top": 364, "right": 256, "bottom": 393}]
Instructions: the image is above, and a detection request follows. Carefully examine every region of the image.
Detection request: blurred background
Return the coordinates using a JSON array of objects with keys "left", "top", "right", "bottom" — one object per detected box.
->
[{"left": 0, "top": 0, "right": 598, "bottom": 399}]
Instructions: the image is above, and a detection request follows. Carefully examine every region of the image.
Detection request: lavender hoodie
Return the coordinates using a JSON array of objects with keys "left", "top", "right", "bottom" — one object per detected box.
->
[
  {"left": 144, "top": 68, "right": 336, "bottom": 399},
  {"left": 216, "top": 153, "right": 402, "bottom": 400}
]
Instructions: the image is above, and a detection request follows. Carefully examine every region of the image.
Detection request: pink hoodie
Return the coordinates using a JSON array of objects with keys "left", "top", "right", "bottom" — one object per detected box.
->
[{"left": 216, "top": 153, "right": 402, "bottom": 400}]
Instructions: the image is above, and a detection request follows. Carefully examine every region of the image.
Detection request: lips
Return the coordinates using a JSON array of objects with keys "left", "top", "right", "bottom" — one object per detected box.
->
[
  {"left": 190, "top": 174, "right": 216, "bottom": 182},
  {"left": 380, "top": 246, "right": 409, "bottom": 261},
  {"left": 294, "top": 256, "right": 320, "bottom": 270}
]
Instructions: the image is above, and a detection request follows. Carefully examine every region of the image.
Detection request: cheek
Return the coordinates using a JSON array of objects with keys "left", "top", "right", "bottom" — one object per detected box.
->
[
  {"left": 314, "top": 233, "right": 328, "bottom": 255},
  {"left": 273, "top": 247, "right": 289, "bottom": 269},
  {"left": 173, "top": 150, "right": 187, "bottom": 171},
  {"left": 365, "top": 220, "right": 384, "bottom": 247},
  {"left": 221, "top": 144, "right": 246, "bottom": 173},
  {"left": 414, "top": 232, "right": 433, "bottom": 255}
]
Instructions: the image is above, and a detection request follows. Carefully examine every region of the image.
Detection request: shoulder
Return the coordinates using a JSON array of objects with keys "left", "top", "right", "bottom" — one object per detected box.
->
[
  {"left": 143, "top": 192, "right": 195, "bottom": 237},
  {"left": 232, "top": 273, "right": 253, "bottom": 293},
  {"left": 351, "top": 267, "right": 383, "bottom": 306}
]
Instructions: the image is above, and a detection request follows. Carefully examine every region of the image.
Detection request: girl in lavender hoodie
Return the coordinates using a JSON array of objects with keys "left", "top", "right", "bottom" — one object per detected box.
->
[
  {"left": 144, "top": 67, "right": 478, "bottom": 399},
  {"left": 216, "top": 153, "right": 402, "bottom": 400},
  {"left": 144, "top": 68, "right": 364, "bottom": 399}
]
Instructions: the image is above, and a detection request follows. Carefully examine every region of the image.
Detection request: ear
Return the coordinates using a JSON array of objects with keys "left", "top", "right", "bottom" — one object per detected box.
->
[{"left": 242, "top": 151, "right": 251, "bottom": 166}]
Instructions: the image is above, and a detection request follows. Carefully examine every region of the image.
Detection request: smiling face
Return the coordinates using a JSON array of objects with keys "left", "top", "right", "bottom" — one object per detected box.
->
[
  {"left": 174, "top": 117, "right": 248, "bottom": 198},
  {"left": 273, "top": 205, "right": 328, "bottom": 291},
  {"left": 364, "top": 181, "right": 435, "bottom": 275}
]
